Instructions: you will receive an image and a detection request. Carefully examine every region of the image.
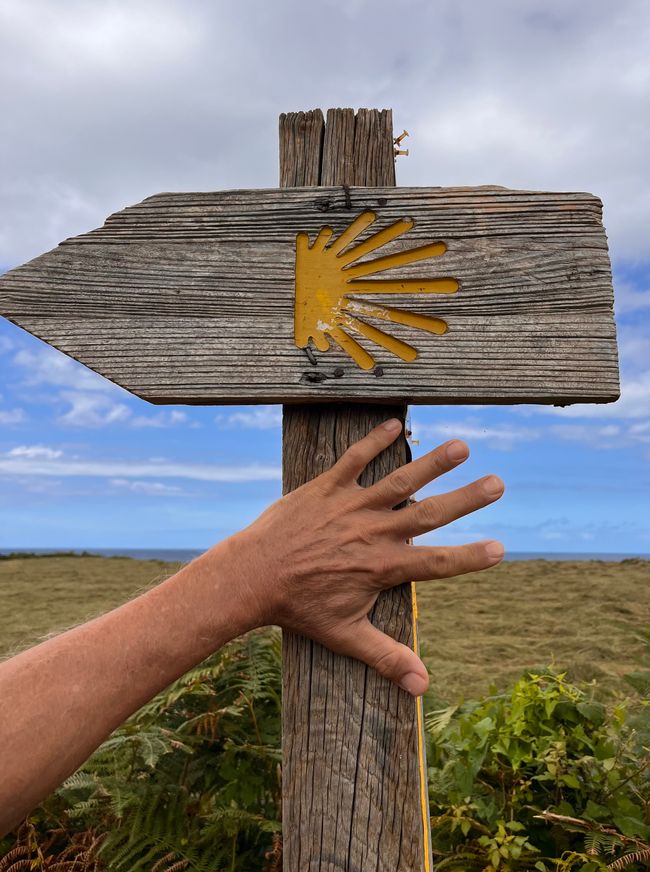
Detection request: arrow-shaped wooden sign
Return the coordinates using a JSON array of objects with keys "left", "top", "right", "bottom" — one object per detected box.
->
[
  {"left": 0, "top": 105, "right": 622, "bottom": 871},
  {"left": 0, "top": 185, "right": 618, "bottom": 405}
]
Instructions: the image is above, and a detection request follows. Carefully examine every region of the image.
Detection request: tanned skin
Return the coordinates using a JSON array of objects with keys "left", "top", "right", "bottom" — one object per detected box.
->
[{"left": 0, "top": 420, "right": 504, "bottom": 835}]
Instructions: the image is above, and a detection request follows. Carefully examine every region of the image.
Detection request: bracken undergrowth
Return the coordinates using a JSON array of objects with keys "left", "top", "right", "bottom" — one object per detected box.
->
[{"left": 4, "top": 628, "right": 650, "bottom": 871}]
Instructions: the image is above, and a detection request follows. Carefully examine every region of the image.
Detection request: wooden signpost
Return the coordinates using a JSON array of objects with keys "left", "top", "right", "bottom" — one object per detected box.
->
[{"left": 0, "top": 107, "right": 619, "bottom": 870}]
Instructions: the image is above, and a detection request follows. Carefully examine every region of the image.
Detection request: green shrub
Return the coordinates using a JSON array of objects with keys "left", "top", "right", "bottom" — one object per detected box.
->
[
  {"left": 426, "top": 670, "right": 650, "bottom": 870},
  {"left": 4, "top": 637, "right": 650, "bottom": 871}
]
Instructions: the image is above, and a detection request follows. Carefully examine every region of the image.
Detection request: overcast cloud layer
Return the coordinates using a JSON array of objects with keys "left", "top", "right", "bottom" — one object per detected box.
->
[
  {"left": 1, "top": 0, "right": 649, "bottom": 552},
  {"left": 1, "top": 0, "right": 649, "bottom": 266}
]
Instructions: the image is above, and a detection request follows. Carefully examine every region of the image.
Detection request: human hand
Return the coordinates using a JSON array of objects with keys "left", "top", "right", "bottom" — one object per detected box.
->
[{"left": 223, "top": 419, "right": 504, "bottom": 696}]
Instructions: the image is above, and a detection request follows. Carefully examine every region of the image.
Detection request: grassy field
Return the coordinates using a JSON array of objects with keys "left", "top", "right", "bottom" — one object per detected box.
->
[
  {"left": 0, "top": 555, "right": 181, "bottom": 658},
  {"left": 1, "top": 554, "right": 649, "bottom": 700},
  {"left": 416, "top": 557, "right": 650, "bottom": 699}
]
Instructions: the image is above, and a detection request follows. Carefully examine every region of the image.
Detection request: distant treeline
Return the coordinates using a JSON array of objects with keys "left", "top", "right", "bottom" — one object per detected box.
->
[{"left": 0, "top": 551, "right": 107, "bottom": 560}]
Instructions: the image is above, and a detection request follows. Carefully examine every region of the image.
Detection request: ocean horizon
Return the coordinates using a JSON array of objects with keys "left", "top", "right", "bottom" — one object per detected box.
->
[{"left": 1, "top": 547, "right": 649, "bottom": 563}]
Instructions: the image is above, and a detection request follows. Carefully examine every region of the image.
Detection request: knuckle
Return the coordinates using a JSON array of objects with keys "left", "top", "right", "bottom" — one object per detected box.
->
[
  {"left": 388, "top": 468, "right": 413, "bottom": 496},
  {"left": 418, "top": 498, "right": 445, "bottom": 529},
  {"left": 431, "top": 548, "right": 456, "bottom": 578},
  {"left": 370, "top": 550, "right": 399, "bottom": 584},
  {"left": 342, "top": 444, "right": 363, "bottom": 466},
  {"left": 372, "top": 645, "right": 402, "bottom": 678},
  {"left": 429, "top": 451, "right": 447, "bottom": 476},
  {"left": 467, "top": 481, "right": 487, "bottom": 506}
]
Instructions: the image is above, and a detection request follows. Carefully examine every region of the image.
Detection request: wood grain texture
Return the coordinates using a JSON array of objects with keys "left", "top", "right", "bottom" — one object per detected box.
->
[
  {"left": 281, "top": 109, "right": 427, "bottom": 871},
  {"left": 0, "top": 182, "right": 619, "bottom": 404}
]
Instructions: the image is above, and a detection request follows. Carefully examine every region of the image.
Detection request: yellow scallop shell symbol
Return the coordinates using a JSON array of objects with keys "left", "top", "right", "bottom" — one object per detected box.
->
[{"left": 294, "top": 210, "right": 458, "bottom": 370}]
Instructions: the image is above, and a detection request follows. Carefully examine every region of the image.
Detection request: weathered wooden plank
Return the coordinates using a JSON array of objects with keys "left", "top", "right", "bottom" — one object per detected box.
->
[
  {"left": 281, "top": 108, "right": 428, "bottom": 872},
  {"left": 8, "top": 310, "right": 617, "bottom": 405},
  {"left": 0, "top": 184, "right": 618, "bottom": 404}
]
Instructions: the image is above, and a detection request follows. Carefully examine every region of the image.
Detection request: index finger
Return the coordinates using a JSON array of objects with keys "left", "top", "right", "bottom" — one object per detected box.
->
[
  {"left": 363, "top": 439, "right": 470, "bottom": 508},
  {"left": 328, "top": 418, "right": 403, "bottom": 485}
]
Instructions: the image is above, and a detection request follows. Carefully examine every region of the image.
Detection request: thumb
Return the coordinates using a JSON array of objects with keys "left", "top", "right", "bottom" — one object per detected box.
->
[{"left": 331, "top": 619, "right": 429, "bottom": 697}]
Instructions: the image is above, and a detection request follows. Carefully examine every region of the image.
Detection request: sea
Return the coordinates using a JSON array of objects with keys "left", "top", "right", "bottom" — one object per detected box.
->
[{"left": 1, "top": 548, "right": 649, "bottom": 563}]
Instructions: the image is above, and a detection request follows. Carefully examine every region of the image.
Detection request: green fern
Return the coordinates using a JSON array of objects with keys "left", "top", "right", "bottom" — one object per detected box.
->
[{"left": 11, "top": 637, "right": 650, "bottom": 871}]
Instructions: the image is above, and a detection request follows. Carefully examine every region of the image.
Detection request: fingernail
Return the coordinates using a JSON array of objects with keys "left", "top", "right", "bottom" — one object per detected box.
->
[
  {"left": 485, "top": 541, "right": 505, "bottom": 563},
  {"left": 483, "top": 475, "right": 504, "bottom": 497},
  {"left": 399, "top": 672, "right": 427, "bottom": 696},
  {"left": 446, "top": 440, "right": 469, "bottom": 463},
  {"left": 383, "top": 418, "right": 402, "bottom": 432}
]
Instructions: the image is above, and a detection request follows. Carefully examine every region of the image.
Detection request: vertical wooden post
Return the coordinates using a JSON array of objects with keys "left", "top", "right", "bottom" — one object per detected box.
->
[{"left": 280, "top": 109, "right": 430, "bottom": 871}]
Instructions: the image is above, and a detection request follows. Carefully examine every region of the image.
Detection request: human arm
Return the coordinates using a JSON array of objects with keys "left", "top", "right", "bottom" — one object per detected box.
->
[{"left": 0, "top": 420, "right": 504, "bottom": 834}]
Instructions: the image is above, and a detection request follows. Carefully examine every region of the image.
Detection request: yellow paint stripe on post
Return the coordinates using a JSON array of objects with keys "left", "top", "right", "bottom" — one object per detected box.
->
[{"left": 411, "top": 581, "right": 433, "bottom": 871}]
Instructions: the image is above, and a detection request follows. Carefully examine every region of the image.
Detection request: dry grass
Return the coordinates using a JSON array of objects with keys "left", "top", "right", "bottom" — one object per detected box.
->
[
  {"left": 2, "top": 555, "right": 649, "bottom": 701},
  {"left": 0, "top": 555, "right": 181, "bottom": 658},
  {"left": 416, "top": 558, "right": 650, "bottom": 700}
]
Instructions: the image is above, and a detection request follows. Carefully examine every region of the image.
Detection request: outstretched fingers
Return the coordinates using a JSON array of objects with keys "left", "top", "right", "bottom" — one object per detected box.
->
[
  {"left": 328, "top": 419, "right": 404, "bottom": 485},
  {"left": 364, "top": 439, "right": 470, "bottom": 507},
  {"left": 401, "top": 540, "right": 505, "bottom": 582},
  {"left": 390, "top": 475, "right": 505, "bottom": 538}
]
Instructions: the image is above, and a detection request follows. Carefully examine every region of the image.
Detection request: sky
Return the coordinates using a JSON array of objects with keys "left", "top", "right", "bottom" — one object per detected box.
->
[{"left": 0, "top": 0, "right": 649, "bottom": 554}]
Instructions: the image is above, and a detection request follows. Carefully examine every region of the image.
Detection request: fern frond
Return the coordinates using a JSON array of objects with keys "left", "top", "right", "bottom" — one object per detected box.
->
[
  {"left": 608, "top": 847, "right": 650, "bottom": 869},
  {"left": 65, "top": 799, "right": 103, "bottom": 820},
  {"left": 162, "top": 861, "right": 191, "bottom": 872},
  {"left": 0, "top": 846, "right": 30, "bottom": 872},
  {"left": 425, "top": 705, "right": 459, "bottom": 735},
  {"left": 151, "top": 852, "right": 185, "bottom": 872},
  {"left": 60, "top": 772, "right": 100, "bottom": 792},
  {"left": 585, "top": 831, "right": 606, "bottom": 855},
  {"left": 0, "top": 860, "right": 33, "bottom": 872}
]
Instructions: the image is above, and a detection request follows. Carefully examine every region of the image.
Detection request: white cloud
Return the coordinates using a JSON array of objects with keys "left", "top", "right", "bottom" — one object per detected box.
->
[
  {"left": 0, "top": 0, "right": 649, "bottom": 268},
  {"left": 109, "top": 478, "right": 185, "bottom": 496},
  {"left": 131, "top": 409, "right": 190, "bottom": 428},
  {"left": 630, "top": 421, "right": 650, "bottom": 441},
  {"left": 413, "top": 410, "right": 650, "bottom": 453},
  {"left": 1, "top": 1, "right": 198, "bottom": 79},
  {"left": 615, "top": 278, "right": 650, "bottom": 316},
  {"left": 0, "top": 408, "right": 26, "bottom": 425},
  {"left": 13, "top": 347, "right": 116, "bottom": 393},
  {"left": 9, "top": 345, "right": 197, "bottom": 428},
  {"left": 536, "top": 372, "right": 650, "bottom": 420},
  {"left": 9, "top": 345, "right": 195, "bottom": 428},
  {"left": 8, "top": 445, "right": 63, "bottom": 459},
  {"left": 411, "top": 418, "right": 540, "bottom": 451},
  {"left": 548, "top": 419, "right": 650, "bottom": 449},
  {"left": 216, "top": 406, "right": 282, "bottom": 430},
  {"left": 617, "top": 324, "right": 650, "bottom": 375},
  {"left": 0, "top": 447, "right": 280, "bottom": 483},
  {"left": 55, "top": 394, "right": 194, "bottom": 429},
  {"left": 548, "top": 423, "right": 622, "bottom": 449},
  {"left": 57, "top": 391, "right": 131, "bottom": 427}
]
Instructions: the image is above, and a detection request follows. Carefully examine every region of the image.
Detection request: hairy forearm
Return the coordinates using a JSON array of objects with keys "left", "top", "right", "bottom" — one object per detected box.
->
[
  {"left": 0, "top": 541, "right": 249, "bottom": 835},
  {"left": 0, "top": 425, "right": 504, "bottom": 839}
]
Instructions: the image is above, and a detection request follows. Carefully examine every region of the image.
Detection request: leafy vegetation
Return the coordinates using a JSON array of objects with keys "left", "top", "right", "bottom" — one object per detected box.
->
[
  {"left": 426, "top": 669, "right": 650, "bottom": 870},
  {"left": 4, "top": 634, "right": 650, "bottom": 870},
  {"left": 3, "top": 558, "right": 650, "bottom": 869},
  {"left": 0, "top": 631, "right": 283, "bottom": 872}
]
